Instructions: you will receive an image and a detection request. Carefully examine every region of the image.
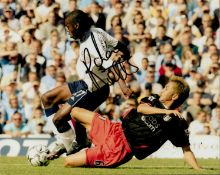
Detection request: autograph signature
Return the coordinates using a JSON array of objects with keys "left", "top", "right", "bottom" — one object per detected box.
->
[{"left": 81, "top": 32, "right": 139, "bottom": 90}]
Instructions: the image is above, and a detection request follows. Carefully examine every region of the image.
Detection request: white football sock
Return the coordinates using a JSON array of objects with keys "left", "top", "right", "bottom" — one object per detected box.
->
[
  {"left": 47, "top": 114, "right": 76, "bottom": 150},
  {"left": 47, "top": 114, "right": 63, "bottom": 144},
  {"left": 58, "top": 128, "right": 76, "bottom": 152}
]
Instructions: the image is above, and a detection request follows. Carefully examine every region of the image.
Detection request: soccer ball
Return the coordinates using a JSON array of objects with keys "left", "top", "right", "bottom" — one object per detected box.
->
[{"left": 27, "top": 145, "right": 50, "bottom": 166}]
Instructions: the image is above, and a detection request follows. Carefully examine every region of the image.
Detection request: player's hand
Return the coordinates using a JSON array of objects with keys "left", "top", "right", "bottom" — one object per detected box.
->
[
  {"left": 122, "top": 87, "right": 133, "bottom": 99},
  {"left": 166, "top": 110, "right": 183, "bottom": 118},
  {"left": 111, "top": 51, "right": 123, "bottom": 61}
]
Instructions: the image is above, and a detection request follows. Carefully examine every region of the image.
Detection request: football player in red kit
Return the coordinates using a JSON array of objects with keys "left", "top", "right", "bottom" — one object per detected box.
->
[{"left": 64, "top": 76, "right": 202, "bottom": 170}]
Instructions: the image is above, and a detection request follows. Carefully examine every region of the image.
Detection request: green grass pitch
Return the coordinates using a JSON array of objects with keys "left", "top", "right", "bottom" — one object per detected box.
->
[{"left": 0, "top": 157, "right": 219, "bottom": 175}]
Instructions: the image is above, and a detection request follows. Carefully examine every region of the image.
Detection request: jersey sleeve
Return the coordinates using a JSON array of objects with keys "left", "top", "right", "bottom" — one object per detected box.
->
[
  {"left": 95, "top": 28, "right": 118, "bottom": 48},
  {"left": 169, "top": 128, "right": 190, "bottom": 147},
  {"left": 140, "top": 94, "right": 161, "bottom": 107}
]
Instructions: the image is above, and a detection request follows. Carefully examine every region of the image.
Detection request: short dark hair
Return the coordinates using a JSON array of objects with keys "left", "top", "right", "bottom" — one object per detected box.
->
[{"left": 65, "top": 10, "right": 94, "bottom": 33}]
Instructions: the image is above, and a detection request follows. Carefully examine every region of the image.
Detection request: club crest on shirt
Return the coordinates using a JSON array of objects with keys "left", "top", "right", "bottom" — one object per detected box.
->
[{"left": 163, "top": 115, "right": 172, "bottom": 122}]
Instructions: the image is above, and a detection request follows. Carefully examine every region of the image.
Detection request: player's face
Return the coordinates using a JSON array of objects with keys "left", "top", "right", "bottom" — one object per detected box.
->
[
  {"left": 159, "top": 82, "right": 177, "bottom": 102},
  {"left": 66, "top": 22, "right": 80, "bottom": 40}
]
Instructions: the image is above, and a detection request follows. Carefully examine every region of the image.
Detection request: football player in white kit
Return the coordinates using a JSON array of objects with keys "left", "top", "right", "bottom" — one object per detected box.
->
[{"left": 41, "top": 10, "right": 135, "bottom": 159}]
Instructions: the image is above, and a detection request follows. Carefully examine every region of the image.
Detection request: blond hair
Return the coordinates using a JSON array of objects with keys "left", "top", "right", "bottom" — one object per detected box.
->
[{"left": 169, "top": 76, "right": 190, "bottom": 109}]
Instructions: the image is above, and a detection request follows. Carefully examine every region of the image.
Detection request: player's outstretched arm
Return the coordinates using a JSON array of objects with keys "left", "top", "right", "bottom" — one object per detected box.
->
[
  {"left": 137, "top": 104, "right": 182, "bottom": 118},
  {"left": 182, "top": 145, "right": 202, "bottom": 170}
]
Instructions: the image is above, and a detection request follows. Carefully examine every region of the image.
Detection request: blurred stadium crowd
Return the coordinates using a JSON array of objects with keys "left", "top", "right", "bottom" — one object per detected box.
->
[{"left": 0, "top": 0, "right": 219, "bottom": 138}]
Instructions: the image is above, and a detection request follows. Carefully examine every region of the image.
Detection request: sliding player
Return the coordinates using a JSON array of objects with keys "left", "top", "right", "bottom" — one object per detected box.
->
[{"left": 64, "top": 76, "right": 202, "bottom": 170}]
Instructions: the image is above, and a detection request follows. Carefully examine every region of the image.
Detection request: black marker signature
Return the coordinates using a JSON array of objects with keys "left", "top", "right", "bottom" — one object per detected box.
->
[{"left": 81, "top": 32, "right": 139, "bottom": 90}]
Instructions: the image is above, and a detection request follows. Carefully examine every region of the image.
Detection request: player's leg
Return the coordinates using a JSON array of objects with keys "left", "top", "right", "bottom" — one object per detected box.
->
[
  {"left": 48, "top": 106, "right": 95, "bottom": 160},
  {"left": 64, "top": 150, "right": 87, "bottom": 167},
  {"left": 71, "top": 107, "right": 95, "bottom": 131},
  {"left": 46, "top": 82, "right": 88, "bottom": 159},
  {"left": 41, "top": 80, "right": 88, "bottom": 118},
  {"left": 49, "top": 84, "right": 110, "bottom": 159},
  {"left": 51, "top": 104, "right": 95, "bottom": 156},
  {"left": 47, "top": 102, "right": 78, "bottom": 160},
  {"left": 50, "top": 89, "right": 89, "bottom": 154},
  {"left": 41, "top": 84, "right": 71, "bottom": 108},
  {"left": 63, "top": 108, "right": 102, "bottom": 168},
  {"left": 53, "top": 103, "right": 72, "bottom": 133},
  {"left": 54, "top": 84, "right": 109, "bottom": 141},
  {"left": 65, "top": 110, "right": 133, "bottom": 168},
  {"left": 40, "top": 84, "right": 72, "bottom": 159},
  {"left": 41, "top": 84, "right": 72, "bottom": 135},
  {"left": 43, "top": 81, "right": 88, "bottom": 159},
  {"left": 41, "top": 84, "right": 72, "bottom": 151},
  {"left": 67, "top": 84, "right": 110, "bottom": 154}
]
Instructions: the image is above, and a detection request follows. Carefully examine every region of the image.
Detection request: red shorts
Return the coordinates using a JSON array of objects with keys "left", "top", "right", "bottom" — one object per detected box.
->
[{"left": 85, "top": 113, "right": 132, "bottom": 167}]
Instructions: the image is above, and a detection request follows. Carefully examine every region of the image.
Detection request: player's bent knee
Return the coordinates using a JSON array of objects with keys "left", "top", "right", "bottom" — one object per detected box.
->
[
  {"left": 71, "top": 107, "right": 81, "bottom": 119},
  {"left": 41, "top": 93, "right": 51, "bottom": 107}
]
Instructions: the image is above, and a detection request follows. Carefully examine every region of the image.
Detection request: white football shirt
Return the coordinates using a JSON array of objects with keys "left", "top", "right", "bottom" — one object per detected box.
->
[{"left": 76, "top": 28, "right": 118, "bottom": 90}]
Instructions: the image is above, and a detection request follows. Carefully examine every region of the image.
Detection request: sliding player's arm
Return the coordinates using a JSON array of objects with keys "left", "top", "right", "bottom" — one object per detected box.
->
[
  {"left": 182, "top": 145, "right": 202, "bottom": 170},
  {"left": 137, "top": 103, "right": 182, "bottom": 118}
]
